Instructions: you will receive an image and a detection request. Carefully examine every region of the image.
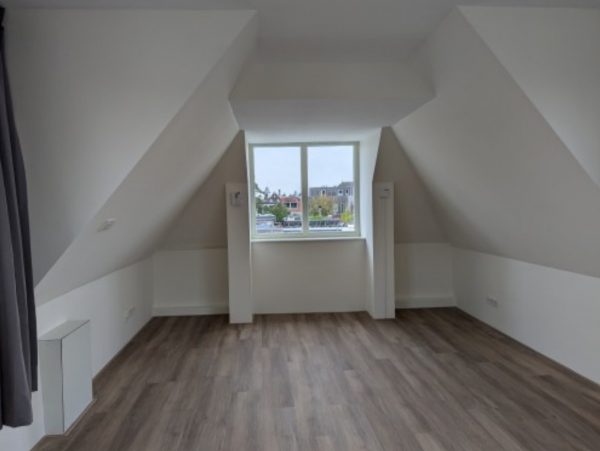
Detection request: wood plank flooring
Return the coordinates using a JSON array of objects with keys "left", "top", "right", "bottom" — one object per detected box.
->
[{"left": 34, "top": 308, "right": 600, "bottom": 451}]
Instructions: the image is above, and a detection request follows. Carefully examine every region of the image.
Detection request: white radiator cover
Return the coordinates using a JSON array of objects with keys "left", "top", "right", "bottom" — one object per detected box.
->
[{"left": 39, "top": 320, "right": 93, "bottom": 435}]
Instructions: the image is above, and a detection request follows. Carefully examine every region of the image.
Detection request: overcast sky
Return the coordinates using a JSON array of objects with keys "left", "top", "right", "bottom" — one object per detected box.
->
[{"left": 253, "top": 145, "right": 354, "bottom": 196}]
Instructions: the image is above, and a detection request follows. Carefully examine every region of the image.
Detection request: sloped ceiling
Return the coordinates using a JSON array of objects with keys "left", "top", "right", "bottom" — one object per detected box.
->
[
  {"left": 5, "top": 0, "right": 600, "bottom": 63},
  {"left": 10, "top": 11, "right": 258, "bottom": 304},
  {"left": 231, "top": 62, "right": 433, "bottom": 142},
  {"left": 374, "top": 127, "right": 446, "bottom": 244},
  {"left": 461, "top": 6, "right": 600, "bottom": 189},
  {"left": 393, "top": 8, "right": 600, "bottom": 278},
  {"left": 9, "top": 4, "right": 600, "bottom": 304},
  {"left": 7, "top": 9, "right": 256, "bottom": 286},
  {"left": 162, "top": 131, "right": 247, "bottom": 251}
]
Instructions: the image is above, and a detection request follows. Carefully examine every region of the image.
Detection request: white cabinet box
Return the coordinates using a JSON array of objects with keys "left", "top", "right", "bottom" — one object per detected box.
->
[{"left": 39, "top": 320, "right": 93, "bottom": 434}]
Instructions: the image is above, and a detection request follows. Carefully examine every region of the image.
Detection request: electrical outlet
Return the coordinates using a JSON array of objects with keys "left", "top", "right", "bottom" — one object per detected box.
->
[{"left": 486, "top": 297, "right": 499, "bottom": 308}]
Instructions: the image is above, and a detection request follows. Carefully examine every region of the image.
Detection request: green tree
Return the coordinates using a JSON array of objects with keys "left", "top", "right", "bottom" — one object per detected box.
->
[
  {"left": 340, "top": 211, "right": 354, "bottom": 224},
  {"left": 268, "top": 203, "right": 289, "bottom": 223},
  {"left": 255, "top": 197, "right": 266, "bottom": 214},
  {"left": 309, "top": 196, "right": 334, "bottom": 217}
]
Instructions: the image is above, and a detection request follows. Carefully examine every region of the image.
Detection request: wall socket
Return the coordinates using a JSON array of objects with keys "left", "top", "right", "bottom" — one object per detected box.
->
[
  {"left": 486, "top": 297, "right": 499, "bottom": 308},
  {"left": 123, "top": 307, "right": 136, "bottom": 322}
]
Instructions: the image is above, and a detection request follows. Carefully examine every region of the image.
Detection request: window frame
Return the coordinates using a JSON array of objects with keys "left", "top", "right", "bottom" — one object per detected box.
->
[{"left": 248, "top": 141, "right": 361, "bottom": 241}]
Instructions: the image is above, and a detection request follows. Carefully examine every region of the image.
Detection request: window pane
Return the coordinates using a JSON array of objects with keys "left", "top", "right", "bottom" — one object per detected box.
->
[
  {"left": 307, "top": 145, "right": 355, "bottom": 234},
  {"left": 253, "top": 146, "right": 303, "bottom": 236}
]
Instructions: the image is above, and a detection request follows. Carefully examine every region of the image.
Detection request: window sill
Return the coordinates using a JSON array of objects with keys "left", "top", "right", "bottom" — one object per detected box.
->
[{"left": 251, "top": 236, "right": 365, "bottom": 244}]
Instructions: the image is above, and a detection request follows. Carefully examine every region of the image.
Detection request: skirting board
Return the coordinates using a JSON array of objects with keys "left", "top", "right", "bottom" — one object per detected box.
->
[
  {"left": 152, "top": 305, "right": 229, "bottom": 317},
  {"left": 396, "top": 296, "right": 456, "bottom": 309}
]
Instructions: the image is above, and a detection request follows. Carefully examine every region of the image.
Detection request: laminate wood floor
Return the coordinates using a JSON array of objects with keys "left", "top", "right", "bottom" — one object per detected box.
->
[{"left": 34, "top": 308, "right": 600, "bottom": 451}]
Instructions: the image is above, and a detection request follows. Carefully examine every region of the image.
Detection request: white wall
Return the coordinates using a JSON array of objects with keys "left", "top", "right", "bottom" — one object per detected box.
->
[
  {"left": 153, "top": 240, "right": 370, "bottom": 317},
  {"left": 251, "top": 240, "right": 367, "bottom": 314},
  {"left": 0, "top": 259, "right": 153, "bottom": 451},
  {"left": 153, "top": 250, "right": 229, "bottom": 316},
  {"left": 33, "top": 15, "right": 257, "bottom": 305},
  {"left": 393, "top": 8, "right": 600, "bottom": 279},
  {"left": 6, "top": 9, "right": 255, "bottom": 286},
  {"left": 461, "top": 7, "right": 600, "bottom": 190},
  {"left": 374, "top": 127, "right": 446, "bottom": 243},
  {"left": 152, "top": 242, "right": 455, "bottom": 316},
  {"left": 395, "top": 243, "right": 454, "bottom": 308},
  {"left": 454, "top": 248, "right": 600, "bottom": 385},
  {"left": 162, "top": 131, "right": 247, "bottom": 251}
]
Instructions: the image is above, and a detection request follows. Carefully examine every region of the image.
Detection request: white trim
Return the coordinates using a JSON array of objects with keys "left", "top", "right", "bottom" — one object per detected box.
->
[
  {"left": 395, "top": 296, "right": 456, "bottom": 309},
  {"left": 252, "top": 236, "right": 366, "bottom": 244},
  {"left": 152, "top": 305, "right": 229, "bottom": 317}
]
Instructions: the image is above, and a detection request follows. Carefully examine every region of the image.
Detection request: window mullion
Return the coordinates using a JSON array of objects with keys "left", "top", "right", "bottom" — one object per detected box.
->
[{"left": 301, "top": 145, "right": 309, "bottom": 236}]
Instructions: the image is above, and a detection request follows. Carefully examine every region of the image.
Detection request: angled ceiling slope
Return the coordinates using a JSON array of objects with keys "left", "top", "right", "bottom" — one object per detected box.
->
[
  {"left": 231, "top": 62, "right": 433, "bottom": 142},
  {"left": 393, "top": 7, "right": 600, "bottom": 279},
  {"left": 27, "top": 12, "right": 258, "bottom": 304},
  {"left": 460, "top": 6, "right": 600, "bottom": 190},
  {"left": 374, "top": 127, "right": 446, "bottom": 244},
  {"left": 7, "top": 9, "right": 256, "bottom": 287},
  {"left": 5, "top": 0, "right": 600, "bottom": 63},
  {"left": 162, "top": 131, "right": 248, "bottom": 251}
]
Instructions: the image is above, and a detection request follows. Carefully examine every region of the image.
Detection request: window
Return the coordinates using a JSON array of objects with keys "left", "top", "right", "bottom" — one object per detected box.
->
[{"left": 249, "top": 142, "right": 359, "bottom": 239}]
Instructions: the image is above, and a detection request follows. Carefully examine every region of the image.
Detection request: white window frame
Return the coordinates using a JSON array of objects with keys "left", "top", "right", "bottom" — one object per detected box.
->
[{"left": 248, "top": 142, "right": 360, "bottom": 241}]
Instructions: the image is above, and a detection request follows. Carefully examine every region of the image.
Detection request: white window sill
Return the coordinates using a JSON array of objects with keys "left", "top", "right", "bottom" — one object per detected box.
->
[{"left": 251, "top": 236, "right": 365, "bottom": 244}]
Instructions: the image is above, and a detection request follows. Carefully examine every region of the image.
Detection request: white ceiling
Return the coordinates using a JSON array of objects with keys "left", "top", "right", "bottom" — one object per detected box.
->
[
  {"left": 6, "top": 0, "right": 600, "bottom": 62},
  {"left": 231, "top": 62, "right": 434, "bottom": 142}
]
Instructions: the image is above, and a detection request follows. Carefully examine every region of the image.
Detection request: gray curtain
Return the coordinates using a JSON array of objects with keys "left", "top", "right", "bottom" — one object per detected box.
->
[{"left": 0, "top": 7, "right": 38, "bottom": 429}]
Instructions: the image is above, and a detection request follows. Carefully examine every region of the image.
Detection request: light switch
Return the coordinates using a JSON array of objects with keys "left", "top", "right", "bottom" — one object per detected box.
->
[{"left": 230, "top": 191, "right": 242, "bottom": 207}]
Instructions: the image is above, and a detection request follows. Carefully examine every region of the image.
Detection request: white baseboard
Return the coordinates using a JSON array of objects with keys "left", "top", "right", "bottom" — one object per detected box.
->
[
  {"left": 152, "top": 305, "right": 229, "bottom": 317},
  {"left": 395, "top": 296, "right": 456, "bottom": 309}
]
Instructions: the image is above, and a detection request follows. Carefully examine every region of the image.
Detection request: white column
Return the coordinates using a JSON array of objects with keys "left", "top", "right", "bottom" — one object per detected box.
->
[
  {"left": 373, "top": 182, "right": 395, "bottom": 319},
  {"left": 225, "top": 183, "right": 253, "bottom": 323}
]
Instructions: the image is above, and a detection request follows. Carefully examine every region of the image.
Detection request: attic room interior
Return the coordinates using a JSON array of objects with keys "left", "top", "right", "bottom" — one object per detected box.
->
[{"left": 1, "top": 1, "right": 600, "bottom": 450}]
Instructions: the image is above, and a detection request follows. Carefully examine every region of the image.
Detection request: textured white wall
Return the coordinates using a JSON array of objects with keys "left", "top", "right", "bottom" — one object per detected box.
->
[{"left": 454, "top": 248, "right": 600, "bottom": 384}]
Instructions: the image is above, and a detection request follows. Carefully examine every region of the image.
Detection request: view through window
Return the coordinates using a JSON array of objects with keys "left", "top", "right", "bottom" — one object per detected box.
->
[{"left": 250, "top": 143, "right": 359, "bottom": 239}]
